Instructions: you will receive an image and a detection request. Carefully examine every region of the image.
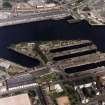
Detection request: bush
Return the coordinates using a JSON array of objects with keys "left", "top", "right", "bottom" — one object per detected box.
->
[{"left": 3, "top": 2, "right": 12, "bottom": 8}]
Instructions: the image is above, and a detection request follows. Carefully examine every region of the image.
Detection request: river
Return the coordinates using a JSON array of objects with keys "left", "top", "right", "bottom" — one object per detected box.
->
[{"left": 0, "top": 19, "right": 104, "bottom": 67}]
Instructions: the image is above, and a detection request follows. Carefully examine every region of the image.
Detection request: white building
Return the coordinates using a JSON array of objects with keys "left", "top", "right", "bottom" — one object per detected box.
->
[{"left": 46, "top": 84, "right": 63, "bottom": 93}]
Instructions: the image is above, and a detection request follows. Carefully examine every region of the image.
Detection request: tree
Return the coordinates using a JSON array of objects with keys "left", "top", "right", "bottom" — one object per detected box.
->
[{"left": 3, "top": 2, "right": 12, "bottom": 9}]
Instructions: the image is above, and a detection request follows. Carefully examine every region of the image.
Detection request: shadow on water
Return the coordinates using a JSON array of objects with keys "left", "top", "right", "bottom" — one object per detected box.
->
[
  {"left": 0, "top": 18, "right": 105, "bottom": 67},
  {"left": 89, "top": 26, "right": 105, "bottom": 52}
]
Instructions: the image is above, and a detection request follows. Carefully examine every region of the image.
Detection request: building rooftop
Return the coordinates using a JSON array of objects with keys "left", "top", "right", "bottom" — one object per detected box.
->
[
  {"left": 0, "top": 93, "right": 31, "bottom": 105},
  {"left": 6, "top": 73, "right": 34, "bottom": 88},
  {"left": 46, "top": 84, "right": 63, "bottom": 93}
]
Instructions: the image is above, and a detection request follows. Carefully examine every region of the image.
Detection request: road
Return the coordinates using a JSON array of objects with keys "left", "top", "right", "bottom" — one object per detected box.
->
[
  {"left": 0, "top": 0, "right": 92, "bottom": 27},
  {"left": 0, "top": 7, "right": 71, "bottom": 27}
]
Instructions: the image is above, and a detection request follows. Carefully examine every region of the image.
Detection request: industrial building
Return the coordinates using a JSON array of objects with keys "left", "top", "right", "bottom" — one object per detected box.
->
[{"left": 0, "top": 93, "right": 31, "bottom": 105}]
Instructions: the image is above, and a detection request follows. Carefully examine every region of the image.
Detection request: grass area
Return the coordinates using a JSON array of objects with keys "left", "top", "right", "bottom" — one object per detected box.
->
[
  {"left": 10, "top": 43, "right": 38, "bottom": 59},
  {"left": 10, "top": 42, "right": 48, "bottom": 65},
  {"left": 64, "top": 83, "right": 81, "bottom": 105},
  {"left": 7, "top": 65, "right": 25, "bottom": 75},
  {"left": 35, "top": 45, "right": 48, "bottom": 64},
  {"left": 37, "top": 72, "right": 63, "bottom": 84}
]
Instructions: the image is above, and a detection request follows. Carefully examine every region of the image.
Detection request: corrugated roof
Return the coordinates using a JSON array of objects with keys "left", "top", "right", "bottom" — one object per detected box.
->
[{"left": 6, "top": 74, "right": 34, "bottom": 88}]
